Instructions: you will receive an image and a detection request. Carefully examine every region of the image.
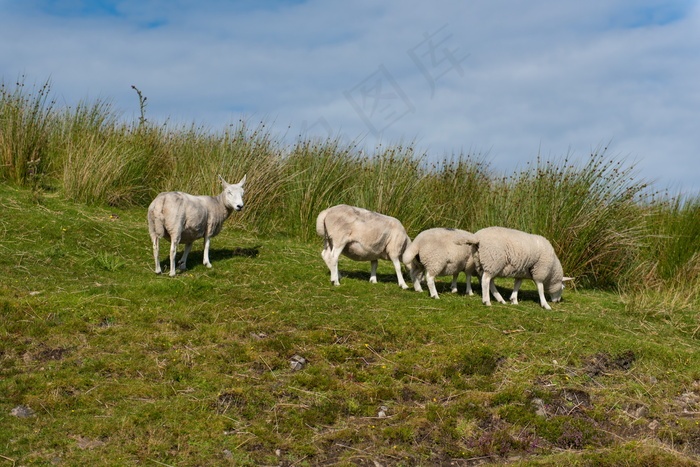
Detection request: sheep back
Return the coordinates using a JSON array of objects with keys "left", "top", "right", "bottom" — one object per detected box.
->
[
  {"left": 404, "top": 228, "right": 474, "bottom": 277},
  {"left": 316, "top": 204, "right": 410, "bottom": 261},
  {"left": 148, "top": 192, "right": 226, "bottom": 244},
  {"left": 472, "top": 226, "right": 563, "bottom": 290}
]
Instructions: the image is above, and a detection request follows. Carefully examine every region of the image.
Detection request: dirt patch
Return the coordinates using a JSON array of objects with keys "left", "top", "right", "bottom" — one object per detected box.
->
[{"left": 584, "top": 350, "right": 636, "bottom": 377}]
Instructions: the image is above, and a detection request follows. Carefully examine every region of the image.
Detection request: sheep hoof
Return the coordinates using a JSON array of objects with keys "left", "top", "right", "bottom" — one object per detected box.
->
[
  {"left": 205, "top": 263, "right": 212, "bottom": 269},
  {"left": 431, "top": 295, "right": 440, "bottom": 299},
  {"left": 400, "top": 284, "right": 409, "bottom": 290},
  {"left": 510, "top": 299, "right": 519, "bottom": 305},
  {"left": 369, "top": 278, "right": 378, "bottom": 284},
  {"left": 483, "top": 301, "right": 491, "bottom": 306}
]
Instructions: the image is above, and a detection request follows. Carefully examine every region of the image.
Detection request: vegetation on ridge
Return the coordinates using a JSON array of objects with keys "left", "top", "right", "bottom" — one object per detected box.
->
[{"left": 1, "top": 76, "right": 699, "bottom": 465}]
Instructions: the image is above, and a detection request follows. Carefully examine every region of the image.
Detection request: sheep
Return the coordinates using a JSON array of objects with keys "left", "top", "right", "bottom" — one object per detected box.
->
[
  {"left": 463, "top": 226, "right": 572, "bottom": 310},
  {"left": 316, "top": 204, "right": 411, "bottom": 288},
  {"left": 147, "top": 174, "right": 246, "bottom": 276},
  {"left": 402, "top": 227, "right": 477, "bottom": 299}
]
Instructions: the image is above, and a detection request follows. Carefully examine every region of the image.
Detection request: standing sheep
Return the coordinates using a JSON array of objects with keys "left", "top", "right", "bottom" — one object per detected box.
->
[
  {"left": 402, "top": 228, "right": 476, "bottom": 299},
  {"left": 463, "top": 226, "right": 571, "bottom": 310},
  {"left": 316, "top": 204, "right": 411, "bottom": 288},
  {"left": 147, "top": 174, "right": 246, "bottom": 276}
]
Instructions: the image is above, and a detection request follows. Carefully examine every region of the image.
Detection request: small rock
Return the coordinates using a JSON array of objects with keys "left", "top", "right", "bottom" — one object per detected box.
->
[
  {"left": 11, "top": 405, "right": 35, "bottom": 418},
  {"left": 633, "top": 405, "right": 649, "bottom": 418},
  {"left": 648, "top": 419, "right": 660, "bottom": 431},
  {"left": 378, "top": 405, "right": 388, "bottom": 418},
  {"left": 532, "top": 398, "right": 547, "bottom": 417},
  {"left": 275, "top": 449, "right": 282, "bottom": 457},
  {"left": 290, "top": 355, "right": 307, "bottom": 371}
]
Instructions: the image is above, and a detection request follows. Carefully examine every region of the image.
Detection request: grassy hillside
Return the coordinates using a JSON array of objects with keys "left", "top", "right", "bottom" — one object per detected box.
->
[
  {"left": 1, "top": 183, "right": 699, "bottom": 466},
  {"left": 2, "top": 76, "right": 699, "bottom": 465}
]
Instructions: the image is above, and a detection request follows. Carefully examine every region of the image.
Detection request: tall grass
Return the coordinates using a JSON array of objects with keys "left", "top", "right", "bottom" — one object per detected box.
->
[
  {"left": 0, "top": 77, "right": 54, "bottom": 184},
  {"left": 480, "top": 152, "right": 648, "bottom": 287},
  {"left": 282, "top": 138, "right": 360, "bottom": 240},
  {"left": 349, "top": 144, "right": 428, "bottom": 235},
  {"left": 1, "top": 76, "right": 698, "bottom": 296}
]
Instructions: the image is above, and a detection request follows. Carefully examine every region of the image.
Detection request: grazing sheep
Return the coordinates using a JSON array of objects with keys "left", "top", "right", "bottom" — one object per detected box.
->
[
  {"left": 147, "top": 175, "right": 246, "bottom": 276},
  {"left": 316, "top": 204, "right": 411, "bottom": 288},
  {"left": 402, "top": 228, "right": 476, "bottom": 299},
  {"left": 463, "top": 226, "right": 572, "bottom": 310}
]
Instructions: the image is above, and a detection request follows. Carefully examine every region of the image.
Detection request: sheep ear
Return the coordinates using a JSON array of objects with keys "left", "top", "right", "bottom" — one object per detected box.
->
[
  {"left": 218, "top": 174, "right": 229, "bottom": 187},
  {"left": 238, "top": 174, "right": 247, "bottom": 187}
]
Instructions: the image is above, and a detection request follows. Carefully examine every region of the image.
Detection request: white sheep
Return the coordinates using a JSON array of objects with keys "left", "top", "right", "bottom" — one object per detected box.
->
[
  {"left": 147, "top": 174, "right": 246, "bottom": 276},
  {"left": 402, "top": 227, "right": 477, "bottom": 299},
  {"left": 316, "top": 204, "right": 411, "bottom": 288},
  {"left": 463, "top": 226, "right": 572, "bottom": 310}
]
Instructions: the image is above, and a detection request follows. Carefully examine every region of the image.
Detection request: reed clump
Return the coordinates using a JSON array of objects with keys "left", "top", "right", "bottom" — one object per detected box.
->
[{"left": 1, "top": 77, "right": 698, "bottom": 298}]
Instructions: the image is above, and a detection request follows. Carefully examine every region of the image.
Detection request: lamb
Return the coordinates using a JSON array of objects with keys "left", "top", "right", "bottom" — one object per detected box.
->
[
  {"left": 402, "top": 228, "right": 477, "bottom": 299},
  {"left": 147, "top": 174, "right": 246, "bottom": 276},
  {"left": 316, "top": 204, "right": 411, "bottom": 288},
  {"left": 463, "top": 226, "right": 571, "bottom": 310}
]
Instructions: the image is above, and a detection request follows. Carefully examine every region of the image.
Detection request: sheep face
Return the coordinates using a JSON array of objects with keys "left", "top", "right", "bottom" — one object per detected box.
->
[
  {"left": 549, "top": 276, "right": 573, "bottom": 302},
  {"left": 219, "top": 175, "right": 246, "bottom": 212},
  {"left": 548, "top": 281, "right": 565, "bottom": 302}
]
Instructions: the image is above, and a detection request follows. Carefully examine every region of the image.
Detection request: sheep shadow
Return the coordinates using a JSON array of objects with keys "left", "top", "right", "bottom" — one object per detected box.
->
[
  {"left": 158, "top": 245, "right": 260, "bottom": 273},
  {"left": 341, "top": 270, "right": 401, "bottom": 285}
]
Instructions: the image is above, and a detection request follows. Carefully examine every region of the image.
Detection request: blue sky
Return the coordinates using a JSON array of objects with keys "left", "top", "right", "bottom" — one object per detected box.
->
[{"left": 1, "top": 0, "right": 699, "bottom": 194}]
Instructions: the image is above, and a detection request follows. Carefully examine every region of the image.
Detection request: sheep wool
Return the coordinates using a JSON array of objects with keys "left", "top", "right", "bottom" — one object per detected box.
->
[
  {"left": 402, "top": 227, "right": 476, "bottom": 299},
  {"left": 148, "top": 174, "right": 246, "bottom": 276},
  {"left": 465, "top": 226, "right": 569, "bottom": 310},
  {"left": 316, "top": 204, "right": 411, "bottom": 288}
]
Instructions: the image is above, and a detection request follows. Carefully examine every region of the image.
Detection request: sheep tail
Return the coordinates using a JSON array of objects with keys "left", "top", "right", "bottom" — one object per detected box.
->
[
  {"left": 402, "top": 241, "right": 419, "bottom": 266},
  {"left": 315, "top": 210, "right": 329, "bottom": 239},
  {"left": 456, "top": 232, "right": 479, "bottom": 245}
]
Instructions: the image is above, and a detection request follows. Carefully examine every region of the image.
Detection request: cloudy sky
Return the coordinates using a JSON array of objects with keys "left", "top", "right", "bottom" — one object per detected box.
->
[{"left": 1, "top": 0, "right": 699, "bottom": 194}]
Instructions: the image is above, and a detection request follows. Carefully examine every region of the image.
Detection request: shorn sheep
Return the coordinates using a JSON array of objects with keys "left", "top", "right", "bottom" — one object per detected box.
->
[
  {"left": 147, "top": 175, "right": 246, "bottom": 276},
  {"left": 402, "top": 228, "right": 476, "bottom": 299},
  {"left": 316, "top": 204, "right": 411, "bottom": 288},
  {"left": 463, "top": 226, "right": 572, "bottom": 310}
]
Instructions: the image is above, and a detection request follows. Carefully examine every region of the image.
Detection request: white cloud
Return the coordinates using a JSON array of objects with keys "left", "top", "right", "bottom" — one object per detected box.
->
[{"left": 1, "top": 0, "right": 699, "bottom": 193}]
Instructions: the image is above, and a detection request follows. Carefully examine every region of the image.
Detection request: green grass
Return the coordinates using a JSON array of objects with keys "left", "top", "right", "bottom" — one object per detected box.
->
[{"left": 1, "top": 183, "right": 699, "bottom": 466}]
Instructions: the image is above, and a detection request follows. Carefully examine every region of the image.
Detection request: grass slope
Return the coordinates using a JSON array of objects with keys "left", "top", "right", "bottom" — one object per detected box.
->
[{"left": 1, "top": 183, "right": 699, "bottom": 466}]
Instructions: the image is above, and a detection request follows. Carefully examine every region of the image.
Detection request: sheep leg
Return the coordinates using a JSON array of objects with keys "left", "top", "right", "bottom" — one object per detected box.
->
[
  {"left": 152, "top": 236, "right": 162, "bottom": 274},
  {"left": 482, "top": 273, "right": 506, "bottom": 305},
  {"left": 427, "top": 273, "right": 439, "bottom": 299},
  {"left": 391, "top": 258, "right": 409, "bottom": 289},
  {"left": 450, "top": 273, "right": 459, "bottom": 294},
  {"left": 168, "top": 239, "right": 179, "bottom": 277},
  {"left": 510, "top": 278, "right": 523, "bottom": 304},
  {"left": 325, "top": 246, "right": 344, "bottom": 286},
  {"left": 464, "top": 272, "right": 474, "bottom": 296},
  {"left": 535, "top": 281, "right": 552, "bottom": 310},
  {"left": 178, "top": 243, "right": 193, "bottom": 271},
  {"left": 490, "top": 281, "right": 507, "bottom": 304},
  {"left": 369, "top": 260, "right": 378, "bottom": 283},
  {"left": 481, "top": 273, "right": 492, "bottom": 306},
  {"left": 202, "top": 236, "right": 212, "bottom": 268},
  {"left": 320, "top": 239, "right": 334, "bottom": 275},
  {"left": 410, "top": 264, "right": 423, "bottom": 292}
]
